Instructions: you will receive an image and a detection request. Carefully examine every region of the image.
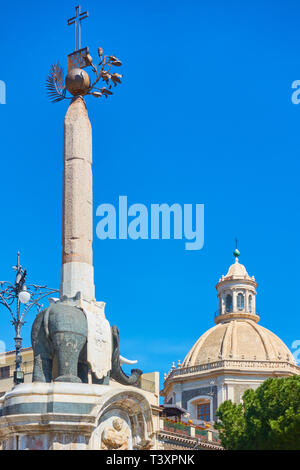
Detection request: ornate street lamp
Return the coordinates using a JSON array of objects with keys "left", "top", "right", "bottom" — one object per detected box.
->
[{"left": 0, "top": 252, "right": 59, "bottom": 384}]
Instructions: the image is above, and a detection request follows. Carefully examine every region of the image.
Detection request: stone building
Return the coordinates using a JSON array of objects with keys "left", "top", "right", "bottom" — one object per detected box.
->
[
  {"left": 0, "top": 349, "right": 221, "bottom": 449},
  {"left": 161, "top": 250, "right": 300, "bottom": 424},
  {"left": 0, "top": 348, "right": 33, "bottom": 398}
]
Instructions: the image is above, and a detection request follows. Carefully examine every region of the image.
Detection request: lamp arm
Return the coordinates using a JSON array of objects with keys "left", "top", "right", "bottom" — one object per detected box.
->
[
  {"left": 0, "top": 292, "right": 15, "bottom": 322},
  {"left": 0, "top": 281, "right": 15, "bottom": 289},
  {"left": 20, "top": 289, "right": 59, "bottom": 323}
]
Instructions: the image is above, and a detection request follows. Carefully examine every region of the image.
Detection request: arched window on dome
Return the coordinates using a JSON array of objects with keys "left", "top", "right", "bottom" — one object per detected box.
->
[
  {"left": 237, "top": 293, "right": 244, "bottom": 310},
  {"left": 225, "top": 294, "right": 233, "bottom": 312},
  {"left": 248, "top": 295, "right": 252, "bottom": 312}
]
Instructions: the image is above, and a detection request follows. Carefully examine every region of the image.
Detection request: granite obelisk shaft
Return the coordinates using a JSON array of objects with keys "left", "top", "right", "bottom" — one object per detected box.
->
[{"left": 60, "top": 96, "right": 95, "bottom": 301}]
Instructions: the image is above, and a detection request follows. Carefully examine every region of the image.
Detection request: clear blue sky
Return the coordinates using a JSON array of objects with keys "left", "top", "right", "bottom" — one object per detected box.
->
[{"left": 0, "top": 0, "right": 299, "bottom": 384}]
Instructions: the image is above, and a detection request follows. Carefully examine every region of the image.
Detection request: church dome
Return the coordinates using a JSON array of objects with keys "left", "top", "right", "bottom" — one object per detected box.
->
[
  {"left": 182, "top": 319, "right": 296, "bottom": 367},
  {"left": 161, "top": 249, "right": 300, "bottom": 415},
  {"left": 181, "top": 250, "right": 297, "bottom": 370}
]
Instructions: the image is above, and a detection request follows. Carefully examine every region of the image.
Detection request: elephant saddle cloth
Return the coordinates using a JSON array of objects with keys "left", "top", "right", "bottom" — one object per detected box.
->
[{"left": 83, "top": 308, "right": 112, "bottom": 379}]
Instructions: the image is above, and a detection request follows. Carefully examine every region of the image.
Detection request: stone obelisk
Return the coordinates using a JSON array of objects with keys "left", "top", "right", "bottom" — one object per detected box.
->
[
  {"left": 0, "top": 8, "right": 158, "bottom": 451},
  {"left": 60, "top": 95, "right": 95, "bottom": 302}
]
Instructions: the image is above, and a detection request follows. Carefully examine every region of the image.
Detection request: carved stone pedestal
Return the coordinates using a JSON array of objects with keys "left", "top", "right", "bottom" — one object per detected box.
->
[{"left": 0, "top": 382, "right": 156, "bottom": 450}]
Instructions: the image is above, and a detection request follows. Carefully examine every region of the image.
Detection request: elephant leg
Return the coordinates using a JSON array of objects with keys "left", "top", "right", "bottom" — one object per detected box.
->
[
  {"left": 31, "top": 309, "right": 53, "bottom": 383},
  {"left": 77, "top": 344, "right": 110, "bottom": 384},
  {"left": 78, "top": 343, "right": 88, "bottom": 384},
  {"left": 32, "top": 354, "right": 52, "bottom": 383},
  {"left": 52, "top": 332, "right": 86, "bottom": 383},
  {"left": 92, "top": 372, "right": 110, "bottom": 385}
]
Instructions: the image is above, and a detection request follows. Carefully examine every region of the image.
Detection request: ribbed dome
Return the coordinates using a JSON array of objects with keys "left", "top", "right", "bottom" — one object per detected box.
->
[
  {"left": 182, "top": 319, "right": 296, "bottom": 367},
  {"left": 223, "top": 258, "right": 251, "bottom": 280}
]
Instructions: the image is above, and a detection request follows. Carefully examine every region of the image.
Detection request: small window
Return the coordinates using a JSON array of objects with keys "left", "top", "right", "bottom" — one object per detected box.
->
[
  {"left": 225, "top": 294, "right": 233, "bottom": 312},
  {"left": 0, "top": 366, "right": 10, "bottom": 379},
  {"left": 197, "top": 402, "right": 210, "bottom": 421},
  {"left": 248, "top": 295, "right": 252, "bottom": 312},
  {"left": 237, "top": 293, "right": 244, "bottom": 310}
]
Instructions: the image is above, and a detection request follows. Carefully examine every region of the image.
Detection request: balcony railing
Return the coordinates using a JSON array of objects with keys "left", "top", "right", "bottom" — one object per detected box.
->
[
  {"left": 167, "top": 359, "right": 299, "bottom": 379},
  {"left": 162, "top": 418, "right": 220, "bottom": 444},
  {"left": 214, "top": 309, "right": 259, "bottom": 317}
]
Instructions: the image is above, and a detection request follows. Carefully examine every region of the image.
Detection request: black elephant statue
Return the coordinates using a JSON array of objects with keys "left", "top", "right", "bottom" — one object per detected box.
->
[{"left": 31, "top": 301, "right": 142, "bottom": 386}]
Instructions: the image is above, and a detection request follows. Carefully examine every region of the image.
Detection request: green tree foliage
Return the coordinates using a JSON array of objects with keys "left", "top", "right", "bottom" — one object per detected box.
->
[{"left": 215, "top": 375, "right": 300, "bottom": 450}]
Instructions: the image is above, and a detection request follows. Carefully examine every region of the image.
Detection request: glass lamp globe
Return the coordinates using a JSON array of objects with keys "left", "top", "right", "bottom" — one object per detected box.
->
[{"left": 18, "top": 288, "right": 31, "bottom": 304}]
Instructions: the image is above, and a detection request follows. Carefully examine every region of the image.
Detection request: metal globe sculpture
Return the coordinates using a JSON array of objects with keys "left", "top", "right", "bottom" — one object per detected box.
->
[{"left": 65, "top": 68, "right": 91, "bottom": 96}]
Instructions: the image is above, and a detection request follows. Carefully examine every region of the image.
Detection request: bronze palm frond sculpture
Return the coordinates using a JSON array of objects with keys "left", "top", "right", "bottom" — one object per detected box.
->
[{"left": 46, "top": 62, "right": 69, "bottom": 103}]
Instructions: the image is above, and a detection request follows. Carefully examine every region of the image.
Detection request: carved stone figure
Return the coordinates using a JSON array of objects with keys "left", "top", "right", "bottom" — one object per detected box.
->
[
  {"left": 135, "top": 438, "right": 153, "bottom": 450},
  {"left": 101, "top": 418, "right": 130, "bottom": 450},
  {"left": 31, "top": 301, "right": 143, "bottom": 385}
]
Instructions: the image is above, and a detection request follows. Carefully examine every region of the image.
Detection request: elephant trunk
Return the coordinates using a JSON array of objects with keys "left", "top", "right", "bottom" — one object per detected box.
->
[{"left": 110, "top": 325, "right": 143, "bottom": 386}]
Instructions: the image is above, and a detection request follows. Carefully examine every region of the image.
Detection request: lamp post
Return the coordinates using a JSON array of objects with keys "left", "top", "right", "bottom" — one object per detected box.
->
[{"left": 0, "top": 252, "right": 59, "bottom": 384}]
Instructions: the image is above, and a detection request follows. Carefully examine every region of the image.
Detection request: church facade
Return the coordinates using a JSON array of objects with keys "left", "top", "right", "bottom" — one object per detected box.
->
[{"left": 161, "top": 250, "right": 300, "bottom": 424}]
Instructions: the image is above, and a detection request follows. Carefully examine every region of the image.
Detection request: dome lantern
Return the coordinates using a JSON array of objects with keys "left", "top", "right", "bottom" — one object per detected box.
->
[{"left": 215, "top": 250, "right": 259, "bottom": 324}]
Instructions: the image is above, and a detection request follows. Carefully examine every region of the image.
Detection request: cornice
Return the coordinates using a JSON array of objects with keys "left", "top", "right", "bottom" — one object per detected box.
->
[{"left": 161, "top": 359, "right": 300, "bottom": 393}]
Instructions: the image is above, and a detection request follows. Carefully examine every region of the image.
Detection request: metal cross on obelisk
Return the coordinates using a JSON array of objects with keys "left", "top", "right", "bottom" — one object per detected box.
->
[
  {"left": 67, "top": 5, "right": 90, "bottom": 72},
  {"left": 46, "top": 5, "right": 123, "bottom": 101},
  {"left": 67, "top": 5, "right": 89, "bottom": 52}
]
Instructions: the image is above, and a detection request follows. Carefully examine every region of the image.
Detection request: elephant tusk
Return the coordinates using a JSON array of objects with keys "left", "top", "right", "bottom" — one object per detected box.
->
[{"left": 119, "top": 355, "right": 138, "bottom": 365}]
